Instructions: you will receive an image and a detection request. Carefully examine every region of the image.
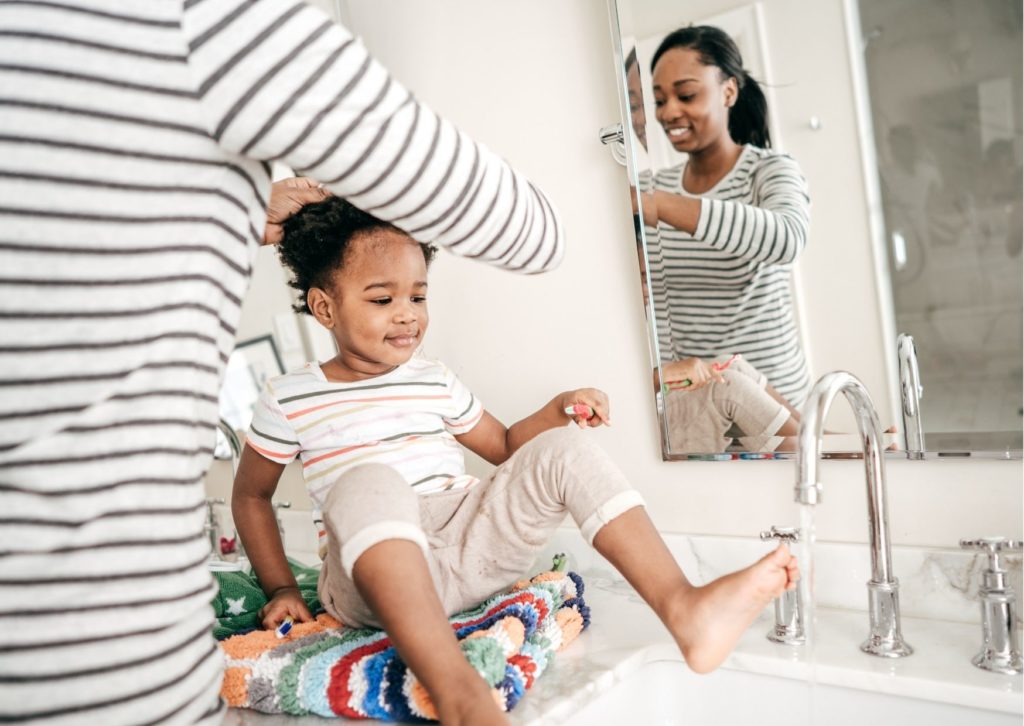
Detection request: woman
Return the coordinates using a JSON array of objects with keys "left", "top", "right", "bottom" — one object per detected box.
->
[{"left": 640, "top": 26, "right": 811, "bottom": 407}]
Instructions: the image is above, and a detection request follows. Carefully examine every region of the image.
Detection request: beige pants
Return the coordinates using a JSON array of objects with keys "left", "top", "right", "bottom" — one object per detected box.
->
[
  {"left": 318, "top": 427, "right": 644, "bottom": 628},
  {"left": 666, "top": 355, "right": 790, "bottom": 453}
]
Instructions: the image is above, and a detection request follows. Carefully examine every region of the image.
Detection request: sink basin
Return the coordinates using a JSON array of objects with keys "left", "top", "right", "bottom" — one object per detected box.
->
[
  {"left": 562, "top": 659, "right": 1018, "bottom": 726},
  {"left": 208, "top": 557, "right": 246, "bottom": 572}
]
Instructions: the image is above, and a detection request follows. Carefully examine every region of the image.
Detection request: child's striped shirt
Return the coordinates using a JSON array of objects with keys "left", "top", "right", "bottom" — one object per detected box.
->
[{"left": 247, "top": 357, "right": 483, "bottom": 557}]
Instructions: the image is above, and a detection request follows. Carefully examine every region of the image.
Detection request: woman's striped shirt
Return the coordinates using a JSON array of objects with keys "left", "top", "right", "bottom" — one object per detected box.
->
[
  {"left": 645, "top": 144, "right": 811, "bottom": 405},
  {"left": 0, "top": 1, "right": 563, "bottom": 723},
  {"left": 247, "top": 358, "right": 483, "bottom": 558}
]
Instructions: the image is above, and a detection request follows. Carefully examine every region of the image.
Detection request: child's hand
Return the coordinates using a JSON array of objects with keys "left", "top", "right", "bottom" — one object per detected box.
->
[
  {"left": 259, "top": 586, "right": 313, "bottom": 630},
  {"left": 661, "top": 357, "right": 725, "bottom": 392},
  {"left": 560, "top": 388, "right": 611, "bottom": 429}
]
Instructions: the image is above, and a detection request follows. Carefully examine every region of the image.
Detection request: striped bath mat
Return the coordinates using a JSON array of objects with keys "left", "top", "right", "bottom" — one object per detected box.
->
[{"left": 219, "top": 560, "right": 590, "bottom": 720}]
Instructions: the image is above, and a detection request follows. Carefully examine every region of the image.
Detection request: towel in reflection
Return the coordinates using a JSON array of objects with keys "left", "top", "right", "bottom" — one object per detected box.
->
[{"left": 218, "top": 563, "right": 589, "bottom": 721}]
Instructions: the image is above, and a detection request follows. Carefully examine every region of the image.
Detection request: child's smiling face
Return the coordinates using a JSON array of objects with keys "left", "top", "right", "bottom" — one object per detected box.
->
[{"left": 309, "top": 229, "right": 429, "bottom": 381}]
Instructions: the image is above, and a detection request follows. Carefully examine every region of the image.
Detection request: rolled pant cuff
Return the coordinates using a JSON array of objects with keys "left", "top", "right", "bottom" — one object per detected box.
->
[
  {"left": 579, "top": 490, "right": 647, "bottom": 545},
  {"left": 340, "top": 521, "right": 431, "bottom": 578}
]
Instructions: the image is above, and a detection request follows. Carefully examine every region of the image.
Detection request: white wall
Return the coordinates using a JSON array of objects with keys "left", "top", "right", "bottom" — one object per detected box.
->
[{"left": 275, "top": 0, "right": 1022, "bottom": 549}]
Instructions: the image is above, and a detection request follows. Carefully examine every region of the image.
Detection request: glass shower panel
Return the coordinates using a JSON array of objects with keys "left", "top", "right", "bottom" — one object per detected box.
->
[{"left": 859, "top": 0, "right": 1023, "bottom": 442}]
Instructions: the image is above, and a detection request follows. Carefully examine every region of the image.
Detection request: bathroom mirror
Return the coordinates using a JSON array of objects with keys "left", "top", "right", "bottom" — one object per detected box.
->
[{"left": 607, "top": 0, "right": 1022, "bottom": 460}]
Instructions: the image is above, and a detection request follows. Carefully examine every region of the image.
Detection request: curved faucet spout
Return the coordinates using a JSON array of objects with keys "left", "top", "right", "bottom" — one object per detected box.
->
[
  {"left": 897, "top": 334, "right": 925, "bottom": 458},
  {"left": 795, "top": 371, "right": 912, "bottom": 658}
]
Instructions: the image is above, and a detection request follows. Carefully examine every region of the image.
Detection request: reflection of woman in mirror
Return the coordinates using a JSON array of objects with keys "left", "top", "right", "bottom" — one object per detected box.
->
[
  {"left": 625, "top": 48, "right": 647, "bottom": 152},
  {"left": 638, "top": 26, "right": 811, "bottom": 408}
]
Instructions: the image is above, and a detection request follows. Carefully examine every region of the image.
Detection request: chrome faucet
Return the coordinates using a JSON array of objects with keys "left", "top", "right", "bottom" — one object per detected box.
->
[
  {"left": 273, "top": 501, "right": 291, "bottom": 543},
  {"left": 960, "top": 537, "right": 1023, "bottom": 674},
  {"left": 796, "top": 371, "right": 913, "bottom": 658},
  {"left": 760, "top": 526, "right": 805, "bottom": 645},
  {"left": 213, "top": 418, "right": 244, "bottom": 558},
  {"left": 215, "top": 418, "right": 242, "bottom": 474},
  {"left": 896, "top": 334, "right": 925, "bottom": 458},
  {"left": 204, "top": 497, "right": 225, "bottom": 559}
]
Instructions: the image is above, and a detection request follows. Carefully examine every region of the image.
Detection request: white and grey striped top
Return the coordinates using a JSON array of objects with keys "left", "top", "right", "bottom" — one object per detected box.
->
[
  {"left": 0, "top": 1, "right": 563, "bottom": 723},
  {"left": 644, "top": 145, "right": 811, "bottom": 405}
]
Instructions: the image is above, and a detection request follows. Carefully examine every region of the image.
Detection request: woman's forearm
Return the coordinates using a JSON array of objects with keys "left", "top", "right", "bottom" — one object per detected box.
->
[{"left": 653, "top": 190, "right": 702, "bottom": 233}]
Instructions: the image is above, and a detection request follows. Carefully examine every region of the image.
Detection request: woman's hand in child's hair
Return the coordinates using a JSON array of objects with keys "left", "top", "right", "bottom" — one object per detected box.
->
[
  {"left": 661, "top": 357, "right": 725, "bottom": 392},
  {"left": 560, "top": 388, "right": 611, "bottom": 428},
  {"left": 259, "top": 586, "right": 313, "bottom": 630},
  {"left": 262, "top": 177, "right": 332, "bottom": 245}
]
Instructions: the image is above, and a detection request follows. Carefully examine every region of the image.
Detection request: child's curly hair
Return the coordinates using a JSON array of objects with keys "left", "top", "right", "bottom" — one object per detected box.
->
[{"left": 277, "top": 196, "right": 437, "bottom": 315}]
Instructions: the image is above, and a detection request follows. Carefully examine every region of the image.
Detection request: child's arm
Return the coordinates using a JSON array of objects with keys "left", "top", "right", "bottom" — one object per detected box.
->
[
  {"left": 655, "top": 357, "right": 725, "bottom": 394},
  {"left": 456, "top": 388, "right": 610, "bottom": 466},
  {"left": 231, "top": 444, "right": 312, "bottom": 629}
]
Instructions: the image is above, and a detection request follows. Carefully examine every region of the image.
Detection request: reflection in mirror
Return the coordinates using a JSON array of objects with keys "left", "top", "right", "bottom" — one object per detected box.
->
[
  {"left": 218, "top": 334, "right": 284, "bottom": 434},
  {"left": 860, "top": 0, "right": 1023, "bottom": 454},
  {"left": 609, "top": 0, "right": 1022, "bottom": 460}
]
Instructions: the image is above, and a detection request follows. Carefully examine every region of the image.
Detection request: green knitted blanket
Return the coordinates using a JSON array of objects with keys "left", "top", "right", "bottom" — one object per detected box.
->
[{"left": 211, "top": 558, "right": 321, "bottom": 640}]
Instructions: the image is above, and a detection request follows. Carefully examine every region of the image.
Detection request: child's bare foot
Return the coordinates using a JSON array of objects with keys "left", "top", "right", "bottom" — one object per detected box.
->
[{"left": 668, "top": 544, "right": 798, "bottom": 673}]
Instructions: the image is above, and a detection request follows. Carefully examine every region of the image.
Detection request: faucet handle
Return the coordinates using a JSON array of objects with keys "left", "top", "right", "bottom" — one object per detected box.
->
[
  {"left": 273, "top": 501, "right": 292, "bottom": 512},
  {"left": 205, "top": 497, "right": 225, "bottom": 520},
  {"left": 759, "top": 526, "right": 805, "bottom": 645},
  {"left": 960, "top": 537, "right": 1023, "bottom": 674},
  {"left": 272, "top": 501, "right": 291, "bottom": 538},
  {"left": 960, "top": 537, "right": 1023, "bottom": 573},
  {"left": 760, "top": 526, "right": 801, "bottom": 544}
]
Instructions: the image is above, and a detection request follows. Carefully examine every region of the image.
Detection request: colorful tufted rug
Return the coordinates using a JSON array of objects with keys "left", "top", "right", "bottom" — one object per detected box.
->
[{"left": 219, "top": 558, "right": 589, "bottom": 721}]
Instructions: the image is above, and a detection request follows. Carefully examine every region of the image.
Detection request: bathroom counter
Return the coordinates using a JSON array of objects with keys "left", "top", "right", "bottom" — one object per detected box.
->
[
  {"left": 223, "top": 562, "right": 1022, "bottom": 725},
  {"left": 517, "top": 566, "right": 1023, "bottom": 724}
]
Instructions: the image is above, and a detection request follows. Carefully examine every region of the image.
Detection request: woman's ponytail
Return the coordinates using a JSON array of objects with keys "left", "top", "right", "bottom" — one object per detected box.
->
[{"left": 731, "top": 70, "right": 771, "bottom": 149}]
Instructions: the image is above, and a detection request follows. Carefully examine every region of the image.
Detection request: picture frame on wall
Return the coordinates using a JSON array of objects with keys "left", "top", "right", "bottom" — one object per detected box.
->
[
  {"left": 216, "top": 335, "right": 285, "bottom": 450},
  {"left": 235, "top": 334, "right": 285, "bottom": 392}
]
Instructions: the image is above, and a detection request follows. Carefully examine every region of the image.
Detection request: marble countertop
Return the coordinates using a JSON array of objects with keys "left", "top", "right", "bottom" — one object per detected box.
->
[
  {"left": 520, "top": 566, "right": 1022, "bottom": 724},
  {"left": 223, "top": 563, "right": 1022, "bottom": 725}
]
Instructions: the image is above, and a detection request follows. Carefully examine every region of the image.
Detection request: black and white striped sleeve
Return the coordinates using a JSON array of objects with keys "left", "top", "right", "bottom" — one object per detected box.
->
[
  {"left": 181, "top": 0, "right": 564, "bottom": 274},
  {"left": 692, "top": 154, "right": 810, "bottom": 265}
]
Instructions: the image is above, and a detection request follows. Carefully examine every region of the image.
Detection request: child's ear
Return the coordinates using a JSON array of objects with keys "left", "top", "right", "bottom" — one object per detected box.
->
[{"left": 307, "top": 288, "right": 334, "bottom": 329}]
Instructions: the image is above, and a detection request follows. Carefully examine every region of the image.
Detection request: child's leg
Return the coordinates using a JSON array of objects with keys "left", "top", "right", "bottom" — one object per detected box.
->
[
  {"left": 727, "top": 355, "right": 805, "bottom": 423},
  {"left": 712, "top": 367, "right": 797, "bottom": 450},
  {"left": 664, "top": 386, "right": 733, "bottom": 452},
  {"left": 352, "top": 541, "right": 508, "bottom": 726},
  {"left": 319, "top": 465, "right": 507, "bottom": 725},
  {"left": 591, "top": 507, "right": 797, "bottom": 673},
  {"left": 449, "top": 427, "right": 798, "bottom": 673}
]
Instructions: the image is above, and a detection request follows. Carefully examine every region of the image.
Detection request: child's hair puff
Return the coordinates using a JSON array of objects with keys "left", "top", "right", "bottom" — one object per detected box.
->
[{"left": 277, "top": 196, "right": 437, "bottom": 315}]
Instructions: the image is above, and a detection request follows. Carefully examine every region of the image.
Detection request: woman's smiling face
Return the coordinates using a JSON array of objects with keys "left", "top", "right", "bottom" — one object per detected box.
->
[{"left": 652, "top": 47, "right": 736, "bottom": 154}]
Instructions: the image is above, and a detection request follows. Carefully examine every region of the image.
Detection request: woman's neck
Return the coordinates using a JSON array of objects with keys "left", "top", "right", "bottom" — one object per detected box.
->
[{"left": 683, "top": 136, "right": 744, "bottom": 194}]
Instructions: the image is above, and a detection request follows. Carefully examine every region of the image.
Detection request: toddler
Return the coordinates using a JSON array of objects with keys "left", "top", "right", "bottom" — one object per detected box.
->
[{"left": 232, "top": 197, "right": 799, "bottom": 726}]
